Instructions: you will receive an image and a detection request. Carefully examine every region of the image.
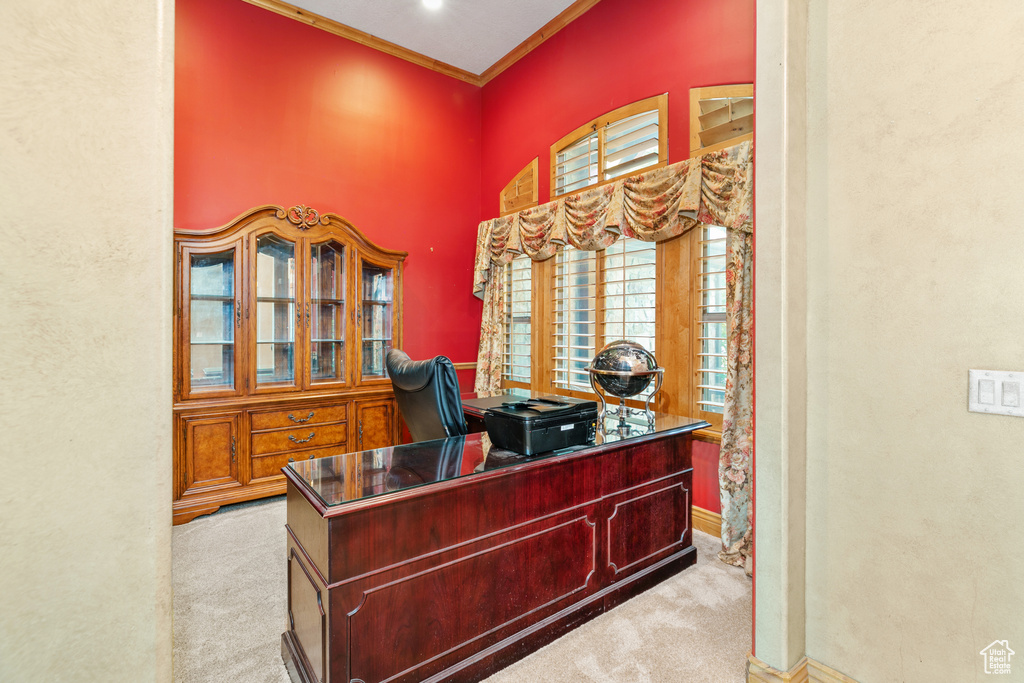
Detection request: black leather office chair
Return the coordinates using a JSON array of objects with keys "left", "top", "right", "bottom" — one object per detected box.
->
[{"left": 385, "top": 349, "right": 468, "bottom": 442}]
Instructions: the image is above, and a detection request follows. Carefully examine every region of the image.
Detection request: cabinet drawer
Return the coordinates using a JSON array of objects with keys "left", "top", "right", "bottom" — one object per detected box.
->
[
  {"left": 250, "top": 445, "right": 347, "bottom": 481},
  {"left": 250, "top": 403, "right": 348, "bottom": 432},
  {"left": 251, "top": 422, "right": 349, "bottom": 456}
]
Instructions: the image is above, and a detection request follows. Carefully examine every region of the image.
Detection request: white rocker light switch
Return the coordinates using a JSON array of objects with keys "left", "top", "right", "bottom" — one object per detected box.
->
[{"left": 969, "top": 370, "right": 1024, "bottom": 417}]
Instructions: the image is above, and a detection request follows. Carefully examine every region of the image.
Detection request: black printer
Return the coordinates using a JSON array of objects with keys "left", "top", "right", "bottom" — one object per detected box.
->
[{"left": 483, "top": 395, "right": 598, "bottom": 456}]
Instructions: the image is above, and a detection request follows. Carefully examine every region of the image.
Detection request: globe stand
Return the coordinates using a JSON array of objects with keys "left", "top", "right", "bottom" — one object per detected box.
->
[
  {"left": 642, "top": 370, "right": 665, "bottom": 427},
  {"left": 587, "top": 367, "right": 664, "bottom": 436}
]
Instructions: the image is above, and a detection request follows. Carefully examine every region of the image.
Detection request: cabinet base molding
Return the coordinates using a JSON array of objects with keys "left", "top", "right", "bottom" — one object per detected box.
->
[
  {"left": 173, "top": 480, "right": 286, "bottom": 525},
  {"left": 692, "top": 505, "right": 722, "bottom": 537},
  {"left": 748, "top": 654, "right": 859, "bottom": 683}
]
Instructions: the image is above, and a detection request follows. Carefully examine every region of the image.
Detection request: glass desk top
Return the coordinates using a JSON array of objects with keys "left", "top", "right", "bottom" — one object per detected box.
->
[{"left": 287, "top": 406, "right": 708, "bottom": 509}]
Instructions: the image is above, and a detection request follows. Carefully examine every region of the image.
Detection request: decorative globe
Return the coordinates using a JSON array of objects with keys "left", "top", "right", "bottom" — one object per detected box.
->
[{"left": 590, "top": 340, "right": 659, "bottom": 398}]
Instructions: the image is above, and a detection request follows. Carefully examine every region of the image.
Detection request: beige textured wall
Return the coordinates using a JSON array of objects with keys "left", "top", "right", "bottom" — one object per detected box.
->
[
  {"left": 0, "top": 1, "right": 174, "bottom": 681},
  {"left": 758, "top": 0, "right": 1024, "bottom": 679}
]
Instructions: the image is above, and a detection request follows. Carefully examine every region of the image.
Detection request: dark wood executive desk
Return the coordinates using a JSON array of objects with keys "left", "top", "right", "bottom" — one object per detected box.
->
[{"left": 281, "top": 392, "right": 708, "bottom": 683}]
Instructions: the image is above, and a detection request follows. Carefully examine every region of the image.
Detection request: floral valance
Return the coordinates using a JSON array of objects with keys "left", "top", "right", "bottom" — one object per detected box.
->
[{"left": 473, "top": 140, "right": 752, "bottom": 298}]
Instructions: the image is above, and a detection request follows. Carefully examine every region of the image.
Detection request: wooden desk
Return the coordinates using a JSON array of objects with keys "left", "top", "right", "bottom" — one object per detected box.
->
[{"left": 282, "top": 411, "right": 708, "bottom": 683}]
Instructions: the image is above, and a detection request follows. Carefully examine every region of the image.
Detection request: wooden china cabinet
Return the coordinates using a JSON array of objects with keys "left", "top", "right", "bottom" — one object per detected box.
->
[{"left": 172, "top": 205, "right": 406, "bottom": 524}]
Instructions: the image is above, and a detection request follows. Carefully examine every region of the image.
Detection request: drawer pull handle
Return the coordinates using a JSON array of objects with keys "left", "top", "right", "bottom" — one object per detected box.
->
[
  {"left": 288, "top": 431, "right": 316, "bottom": 444},
  {"left": 288, "top": 411, "right": 315, "bottom": 424}
]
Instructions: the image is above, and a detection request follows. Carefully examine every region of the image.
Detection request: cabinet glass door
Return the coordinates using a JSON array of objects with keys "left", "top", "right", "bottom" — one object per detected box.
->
[
  {"left": 255, "top": 234, "right": 297, "bottom": 386},
  {"left": 360, "top": 263, "right": 393, "bottom": 380},
  {"left": 189, "top": 249, "right": 237, "bottom": 392},
  {"left": 309, "top": 240, "right": 346, "bottom": 384}
]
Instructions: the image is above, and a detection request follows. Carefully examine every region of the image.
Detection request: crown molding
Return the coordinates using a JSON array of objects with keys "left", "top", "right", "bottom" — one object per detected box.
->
[
  {"left": 239, "top": 0, "right": 605, "bottom": 87},
  {"left": 478, "top": 0, "right": 604, "bottom": 85},
  {"left": 240, "top": 0, "right": 482, "bottom": 85}
]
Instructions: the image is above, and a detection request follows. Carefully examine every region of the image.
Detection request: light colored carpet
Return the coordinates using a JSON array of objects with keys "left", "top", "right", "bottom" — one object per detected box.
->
[
  {"left": 172, "top": 497, "right": 291, "bottom": 683},
  {"left": 172, "top": 497, "right": 750, "bottom": 682}
]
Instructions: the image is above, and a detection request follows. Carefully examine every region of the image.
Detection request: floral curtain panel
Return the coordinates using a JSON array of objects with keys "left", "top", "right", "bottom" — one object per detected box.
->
[
  {"left": 718, "top": 223, "right": 754, "bottom": 575},
  {"left": 472, "top": 262, "right": 506, "bottom": 393},
  {"left": 471, "top": 140, "right": 754, "bottom": 570}
]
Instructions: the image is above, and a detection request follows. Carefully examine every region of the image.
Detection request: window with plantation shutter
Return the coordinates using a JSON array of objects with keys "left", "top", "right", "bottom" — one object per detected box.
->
[
  {"left": 603, "top": 109, "right": 660, "bottom": 181},
  {"left": 695, "top": 225, "right": 727, "bottom": 414},
  {"left": 551, "top": 94, "right": 668, "bottom": 198},
  {"left": 554, "top": 134, "right": 598, "bottom": 197},
  {"left": 499, "top": 159, "right": 539, "bottom": 216},
  {"left": 690, "top": 84, "right": 753, "bottom": 156},
  {"left": 551, "top": 238, "right": 658, "bottom": 396},
  {"left": 552, "top": 248, "right": 597, "bottom": 392},
  {"left": 602, "top": 239, "right": 656, "bottom": 350},
  {"left": 502, "top": 256, "right": 532, "bottom": 384},
  {"left": 602, "top": 238, "right": 657, "bottom": 399},
  {"left": 484, "top": 88, "right": 750, "bottom": 438}
]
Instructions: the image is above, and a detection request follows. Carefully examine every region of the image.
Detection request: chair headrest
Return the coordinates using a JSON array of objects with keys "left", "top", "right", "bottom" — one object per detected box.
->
[{"left": 385, "top": 349, "right": 455, "bottom": 392}]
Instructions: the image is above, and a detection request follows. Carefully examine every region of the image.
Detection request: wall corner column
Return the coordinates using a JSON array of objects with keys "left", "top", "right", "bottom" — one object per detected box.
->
[{"left": 753, "top": 0, "right": 810, "bottom": 671}]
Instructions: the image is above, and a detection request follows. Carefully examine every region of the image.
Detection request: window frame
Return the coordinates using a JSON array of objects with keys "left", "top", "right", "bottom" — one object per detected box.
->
[
  {"left": 492, "top": 89, "right": 750, "bottom": 440},
  {"left": 689, "top": 84, "right": 753, "bottom": 156},
  {"left": 550, "top": 246, "right": 599, "bottom": 396},
  {"left": 549, "top": 94, "right": 668, "bottom": 200},
  {"left": 496, "top": 232, "right": 722, "bottom": 435},
  {"left": 689, "top": 225, "right": 727, "bottom": 431},
  {"left": 548, "top": 238, "right": 660, "bottom": 407},
  {"left": 501, "top": 255, "right": 533, "bottom": 389},
  {"left": 499, "top": 158, "right": 539, "bottom": 216}
]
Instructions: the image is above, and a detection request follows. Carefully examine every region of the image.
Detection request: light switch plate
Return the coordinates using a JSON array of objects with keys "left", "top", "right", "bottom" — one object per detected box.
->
[{"left": 969, "top": 369, "right": 1024, "bottom": 417}]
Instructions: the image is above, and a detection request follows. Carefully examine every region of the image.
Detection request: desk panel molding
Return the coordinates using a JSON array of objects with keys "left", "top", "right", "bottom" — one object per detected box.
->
[
  {"left": 287, "top": 548, "right": 327, "bottom": 683},
  {"left": 606, "top": 480, "right": 691, "bottom": 576},
  {"left": 282, "top": 417, "right": 706, "bottom": 683},
  {"left": 346, "top": 516, "right": 596, "bottom": 683}
]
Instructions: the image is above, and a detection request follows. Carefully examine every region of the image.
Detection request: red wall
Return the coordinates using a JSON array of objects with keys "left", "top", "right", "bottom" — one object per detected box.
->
[
  {"left": 478, "top": 0, "right": 754, "bottom": 512},
  {"left": 175, "top": 0, "right": 754, "bottom": 513},
  {"left": 175, "top": 0, "right": 483, "bottom": 364},
  {"left": 692, "top": 440, "right": 722, "bottom": 512},
  {"left": 479, "top": 0, "right": 755, "bottom": 217}
]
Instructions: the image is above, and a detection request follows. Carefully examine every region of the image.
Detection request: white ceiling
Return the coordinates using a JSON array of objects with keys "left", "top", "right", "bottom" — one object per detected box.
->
[{"left": 289, "top": 0, "right": 579, "bottom": 75}]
